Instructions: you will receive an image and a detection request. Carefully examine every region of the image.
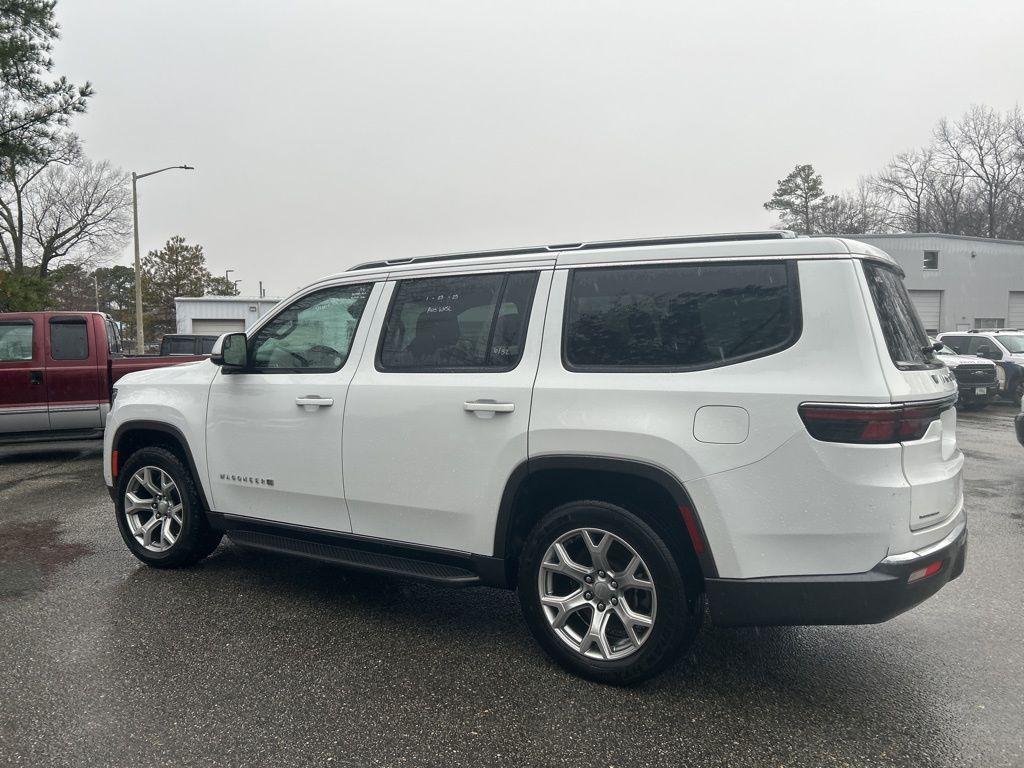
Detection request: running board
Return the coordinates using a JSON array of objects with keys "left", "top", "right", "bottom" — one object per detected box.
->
[{"left": 210, "top": 511, "right": 512, "bottom": 587}]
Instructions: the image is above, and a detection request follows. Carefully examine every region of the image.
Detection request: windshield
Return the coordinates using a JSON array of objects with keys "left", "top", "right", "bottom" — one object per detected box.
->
[{"left": 995, "top": 335, "right": 1024, "bottom": 353}]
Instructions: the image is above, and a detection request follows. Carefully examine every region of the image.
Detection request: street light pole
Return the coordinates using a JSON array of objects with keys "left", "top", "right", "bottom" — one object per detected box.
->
[{"left": 131, "top": 164, "right": 195, "bottom": 352}]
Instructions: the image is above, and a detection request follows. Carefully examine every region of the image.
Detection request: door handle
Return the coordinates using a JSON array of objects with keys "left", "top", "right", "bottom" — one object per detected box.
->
[
  {"left": 30, "top": 370, "right": 43, "bottom": 385},
  {"left": 464, "top": 400, "right": 515, "bottom": 414},
  {"left": 296, "top": 396, "right": 334, "bottom": 411}
]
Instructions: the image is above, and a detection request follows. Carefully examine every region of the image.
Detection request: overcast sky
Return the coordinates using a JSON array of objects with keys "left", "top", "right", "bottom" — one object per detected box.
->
[{"left": 55, "top": 0, "right": 1024, "bottom": 297}]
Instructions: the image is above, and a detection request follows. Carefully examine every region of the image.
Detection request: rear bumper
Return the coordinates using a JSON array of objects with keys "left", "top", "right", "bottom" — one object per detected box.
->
[{"left": 706, "top": 518, "right": 967, "bottom": 626}]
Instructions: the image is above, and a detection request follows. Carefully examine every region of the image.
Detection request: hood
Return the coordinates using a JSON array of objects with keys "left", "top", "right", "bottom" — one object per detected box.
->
[
  {"left": 935, "top": 353, "right": 997, "bottom": 369},
  {"left": 116, "top": 359, "right": 219, "bottom": 388}
]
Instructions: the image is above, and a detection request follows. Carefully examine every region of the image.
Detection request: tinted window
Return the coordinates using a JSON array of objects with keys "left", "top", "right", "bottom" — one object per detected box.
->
[
  {"left": 0, "top": 322, "right": 33, "bottom": 361},
  {"left": 564, "top": 262, "right": 797, "bottom": 369},
  {"left": 105, "top": 320, "right": 122, "bottom": 356},
  {"left": 166, "top": 337, "right": 196, "bottom": 355},
  {"left": 49, "top": 318, "right": 89, "bottom": 360},
  {"left": 942, "top": 335, "right": 969, "bottom": 354},
  {"left": 862, "top": 262, "right": 937, "bottom": 370},
  {"left": 379, "top": 272, "right": 538, "bottom": 371},
  {"left": 250, "top": 283, "right": 372, "bottom": 371}
]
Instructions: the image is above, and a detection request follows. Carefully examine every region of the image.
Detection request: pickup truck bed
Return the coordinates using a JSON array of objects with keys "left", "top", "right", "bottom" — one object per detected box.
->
[{"left": 0, "top": 311, "right": 204, "bottom": 444}]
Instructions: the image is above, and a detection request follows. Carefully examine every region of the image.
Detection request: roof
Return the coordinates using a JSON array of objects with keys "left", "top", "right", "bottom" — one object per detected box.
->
[
  {"left": 307, "top": 232, "right": 896, "bottom": 286},
  {"left": 173, "top": 295, "right": 283, "bottom": 302}
]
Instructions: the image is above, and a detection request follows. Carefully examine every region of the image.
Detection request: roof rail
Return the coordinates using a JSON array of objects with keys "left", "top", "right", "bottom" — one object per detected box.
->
[{"left": 346, "top": 230, "right": 796, "bottom": 272}]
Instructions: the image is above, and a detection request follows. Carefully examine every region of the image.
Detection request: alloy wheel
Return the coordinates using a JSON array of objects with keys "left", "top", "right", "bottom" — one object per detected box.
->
[
  {"left": 123, "top": 466, "right": 183, "bottom": 553},
  {"left": 537, "top": 527, "right": 657, "bottom": 661}
]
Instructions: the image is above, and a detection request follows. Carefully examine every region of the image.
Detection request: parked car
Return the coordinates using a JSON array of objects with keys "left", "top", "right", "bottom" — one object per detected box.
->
[
  {"left": 0, "top": 311, "right": 204, "bottom": 444},
  {"left": 103, "top": 232, "right": 967, "bottom": 684},
  {"left": 1016, "top": 399, "right": 1024, "bottom": 447},
  {"left": 938, "top": 330, "right": 1024, "bottom": 405},
  {"left": 159, "top": 334, "right": 220, "bottom": 356},
  {"left": 929, "top": 337, "right": 998, "bottom": 409}
]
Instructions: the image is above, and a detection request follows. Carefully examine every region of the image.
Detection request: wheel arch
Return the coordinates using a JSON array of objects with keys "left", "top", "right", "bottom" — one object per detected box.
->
[
  {"left": 495, "top": 455, "right": 718, "bottom": 588},
  {"left": 112, "top": 421, "right": 210, "bottom": 511}
]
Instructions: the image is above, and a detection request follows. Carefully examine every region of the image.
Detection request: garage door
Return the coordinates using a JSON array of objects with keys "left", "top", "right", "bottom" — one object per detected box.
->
[
  {"left": 908, "top": 290, "right": 942, "bottom": 333},
  {"left": 190, "top": 319, "right": 246, "bottom": 335},
  {"left": 1008, "top": 292, "right": 1024, "bottom": 328}
]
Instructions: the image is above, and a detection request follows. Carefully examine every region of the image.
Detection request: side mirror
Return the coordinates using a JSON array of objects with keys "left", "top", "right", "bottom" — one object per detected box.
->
[{"left": 210, "top": 333, "right": 249, "bottom": 370}]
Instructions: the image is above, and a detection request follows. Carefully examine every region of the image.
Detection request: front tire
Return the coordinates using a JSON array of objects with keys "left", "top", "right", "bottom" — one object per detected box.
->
[
  {"left": 115, "top": 447, "right": 222, "bottom": 568},
  {"left": 518, "top": 500, "right": 701, "bottom": 685}
]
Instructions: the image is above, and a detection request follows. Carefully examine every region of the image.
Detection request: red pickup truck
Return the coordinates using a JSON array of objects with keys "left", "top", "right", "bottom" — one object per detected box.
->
[{"left": 0, "top": 311, "right": 204, "bottom": 444}]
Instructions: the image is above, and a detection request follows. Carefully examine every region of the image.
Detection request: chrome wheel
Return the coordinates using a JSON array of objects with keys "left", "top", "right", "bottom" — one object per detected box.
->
[
  {"left": 123, "top": 466, "right": 183, "bottom": 553},
  {"left": 537, "top": 527, "right": 657, "bottom": 661}
]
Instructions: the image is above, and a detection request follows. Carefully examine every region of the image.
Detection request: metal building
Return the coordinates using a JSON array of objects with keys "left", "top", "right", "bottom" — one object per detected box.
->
[
  {"left": 844, "top": 233, "right": 1024, "bottom": 334},
  {"left": 173, "top": 296, "right": 282, "bottom": 335}
]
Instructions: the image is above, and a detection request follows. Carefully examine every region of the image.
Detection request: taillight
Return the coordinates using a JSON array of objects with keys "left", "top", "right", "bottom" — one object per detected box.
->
[{"left": 799, "top": 400, "right": 951, "bottom": 444}]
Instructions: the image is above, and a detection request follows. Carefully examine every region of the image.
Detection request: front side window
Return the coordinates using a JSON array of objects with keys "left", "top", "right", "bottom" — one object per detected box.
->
[
  {"left": 49, "top": 318, "right": 89, "bottom": 360},
  {"left": 249, "top": 283, "right": 373, "bottom": 371},
  {"left": 379, "top": 272, "right": 538, "bottom": 371},
  {"left": 564, "top": 261, "right": 798, "bottom": 370},
  {"left": 0, "top": 321, "right": 34, "bottom": 361},
  {"left": 941, "top": 335, "right": 969, "bottom": 354},
  {"left": 862, "top": 262, "right": 938, "bottom": 370}
]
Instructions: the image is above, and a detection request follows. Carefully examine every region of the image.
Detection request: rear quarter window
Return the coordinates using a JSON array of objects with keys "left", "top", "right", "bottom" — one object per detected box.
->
[
  {"left": 563, "top": 261, "right": 800, "bottom": 370},
  {"left": 862, "top": 262, "right": 939, "bottom": 370}
]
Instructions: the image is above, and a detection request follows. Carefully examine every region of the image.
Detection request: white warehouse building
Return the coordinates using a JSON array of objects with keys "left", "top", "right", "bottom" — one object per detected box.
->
[
  {"left": 844, "top": 233, "right": 1024, "bottom": 334},
  {"left": 174, "top": 296, "right": 282, "bottom": 335}
]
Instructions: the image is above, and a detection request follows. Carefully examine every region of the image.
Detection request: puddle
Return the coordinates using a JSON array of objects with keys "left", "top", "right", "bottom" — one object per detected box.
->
[{"left": 0, "top": 519, "right": 91, "bottom": 599}]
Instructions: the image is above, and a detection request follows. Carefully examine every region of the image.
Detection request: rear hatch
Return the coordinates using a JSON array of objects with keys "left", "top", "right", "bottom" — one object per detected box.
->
[{"left": 860, "top": 260, "right": 962, "bottom": 533}]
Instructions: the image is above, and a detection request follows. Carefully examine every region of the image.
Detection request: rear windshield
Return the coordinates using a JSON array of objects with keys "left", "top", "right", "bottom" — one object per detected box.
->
[{"left": 862, "top": 261, "right": 939, "bottom": 370}]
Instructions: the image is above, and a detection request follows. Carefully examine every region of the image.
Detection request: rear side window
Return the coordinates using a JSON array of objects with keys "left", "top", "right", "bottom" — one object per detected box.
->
[
  {"left": 379, "top": 272, "right": 539, "bottom": 371},
  {"left": 49, "top": 318, "right": 89, "bottom": 360},
  {"left": 166, "top": 337, "right": 196, "bottom": 355},
  {"left": 564, "top": 261, "right": 798, "bottom": 370},
  {"left": 862, "top": 262, "right": 938, "bottom": 370},
  {"left": 0, "top": 321, "right": 34, "bottom": 361}
]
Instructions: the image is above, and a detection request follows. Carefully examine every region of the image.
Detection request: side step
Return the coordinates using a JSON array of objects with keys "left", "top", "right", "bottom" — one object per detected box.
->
[{"left": 227, "top": 529, "right": 482, "bottom": 585}]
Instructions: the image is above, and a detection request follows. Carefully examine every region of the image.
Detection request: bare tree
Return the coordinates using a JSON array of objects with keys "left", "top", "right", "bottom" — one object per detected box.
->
[
  {"left": 935, "top": 105, "right": 1024, "bottom": 238},
  {"left": 24, "top": 158, "right": 130, "bottom": 276},
  {"left": 0, "top": 129, "right": 75, "bottom": 273},
  {"left": 874, "top": 149, "right": 935, "bottom": 232}
]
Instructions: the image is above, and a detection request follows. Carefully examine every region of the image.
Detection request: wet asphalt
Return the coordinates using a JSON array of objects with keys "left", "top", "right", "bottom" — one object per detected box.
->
[{"left": 0, "top": 407, "right": 1022, "bottom": 768}]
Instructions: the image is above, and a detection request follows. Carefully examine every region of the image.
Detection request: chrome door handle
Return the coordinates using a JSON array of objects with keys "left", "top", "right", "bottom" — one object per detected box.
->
[
  {"left": 464, "top": 400, "right": 515, "bottom": 414},
  {"left": 296, "top": 396, "right": 334, "bottom": 411}
]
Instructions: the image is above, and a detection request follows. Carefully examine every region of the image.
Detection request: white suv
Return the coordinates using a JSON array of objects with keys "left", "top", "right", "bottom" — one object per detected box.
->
[{"left": 103, "top": 232, "right": 967, "bottom": 684}]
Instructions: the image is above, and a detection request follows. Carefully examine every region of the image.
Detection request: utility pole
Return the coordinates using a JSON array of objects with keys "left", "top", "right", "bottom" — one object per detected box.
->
[{"left": 131, "top": 164, "right": 195, "bottom": 352}]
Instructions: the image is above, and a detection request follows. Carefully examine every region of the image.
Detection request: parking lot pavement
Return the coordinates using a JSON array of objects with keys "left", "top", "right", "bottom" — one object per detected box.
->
[{"left": 0, "top": 410, "right": 1022, "bottom": 768}]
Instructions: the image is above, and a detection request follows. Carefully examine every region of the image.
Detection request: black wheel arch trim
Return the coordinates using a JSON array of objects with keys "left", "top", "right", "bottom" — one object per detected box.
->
[
  {"left": 111, "top": 420, "right": 211, "bottom": 511},
  {"left": 494, "top": 455, "right": 719, "bottom": 579}
]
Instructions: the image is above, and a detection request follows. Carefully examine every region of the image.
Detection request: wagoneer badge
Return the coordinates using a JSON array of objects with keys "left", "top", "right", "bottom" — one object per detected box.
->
[{"left": 221, "top": 473, "right": 275, "bottom": 487}]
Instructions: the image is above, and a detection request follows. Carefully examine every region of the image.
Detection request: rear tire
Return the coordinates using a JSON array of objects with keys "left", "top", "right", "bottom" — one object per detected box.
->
[
  {"left": 518, "top": 500, "right": 701, "bottom": 685},
  {"left": 115, "top": 447, "right": 223, "bottom": 568}
]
